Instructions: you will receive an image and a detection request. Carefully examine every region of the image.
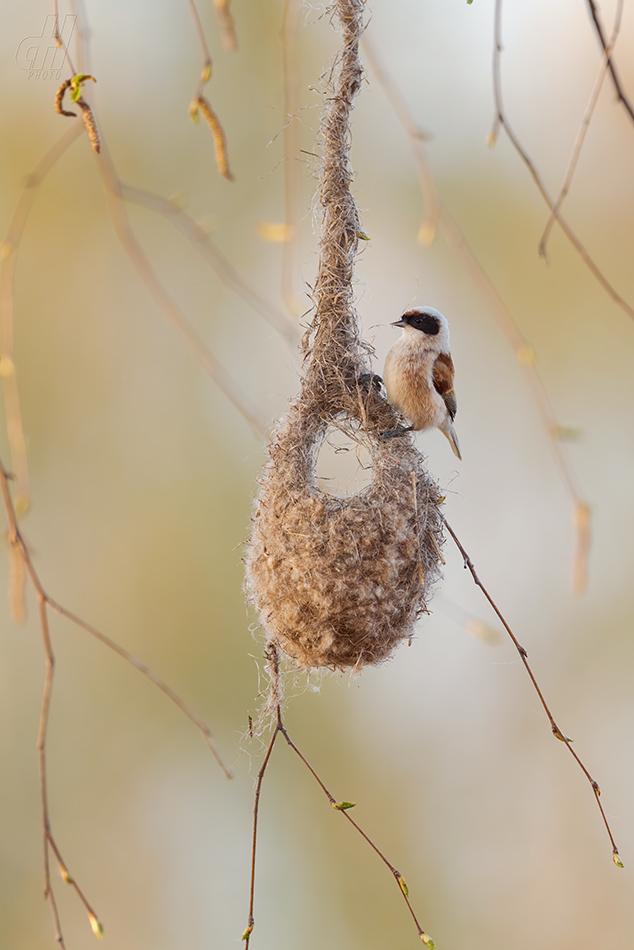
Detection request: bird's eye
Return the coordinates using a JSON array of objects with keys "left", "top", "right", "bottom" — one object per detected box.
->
[{"left": 411, "top": 313, "right": 440, "bottom": 335}]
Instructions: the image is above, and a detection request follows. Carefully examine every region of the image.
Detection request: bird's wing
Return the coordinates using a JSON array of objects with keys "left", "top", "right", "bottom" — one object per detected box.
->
[{"left": 432, "top": 352, "right": 457, "bottom": 420}]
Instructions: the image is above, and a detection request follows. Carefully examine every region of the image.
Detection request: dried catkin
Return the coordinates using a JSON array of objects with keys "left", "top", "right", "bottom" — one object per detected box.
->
[{"left": 245, "top": 0, "right": 444, "bottom": 672}]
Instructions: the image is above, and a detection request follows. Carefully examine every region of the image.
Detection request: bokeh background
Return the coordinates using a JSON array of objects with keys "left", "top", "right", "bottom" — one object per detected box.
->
[{"left": 1, "top": 0, "right": 634, "bottom": 947}]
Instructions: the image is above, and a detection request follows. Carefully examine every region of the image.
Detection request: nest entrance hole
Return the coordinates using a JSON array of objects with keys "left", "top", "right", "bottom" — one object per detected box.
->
[{"left": 314, "top": 424, "right": 373, "bottom": 497}]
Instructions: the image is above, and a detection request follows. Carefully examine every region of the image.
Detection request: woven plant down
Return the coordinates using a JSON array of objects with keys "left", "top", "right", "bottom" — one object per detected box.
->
[{"left": 245, "top": 0, "right": 444, "bottom": 671}]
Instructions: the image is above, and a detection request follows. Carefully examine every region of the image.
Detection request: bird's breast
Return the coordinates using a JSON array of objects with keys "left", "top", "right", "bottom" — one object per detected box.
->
[{"left": 384, "top": 343, "right": 445, "bottom": 431}]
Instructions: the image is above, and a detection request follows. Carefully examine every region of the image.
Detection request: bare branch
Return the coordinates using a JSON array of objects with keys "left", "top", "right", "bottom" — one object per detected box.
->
[
  {"left": 281, "top": 0, "right": 307, "bottom": 316},
  {"left": 540, "top": 0, "right": 624, "bottom": 257},
  {"left": 0, "top": 122, "right": 84, "bottom": 509},
  {"left": 187, "top": 0, "right": 213, "bottom": 97},
  {"left": 119, "top": 184, "right": 300, "bottom": 345},
  {"left": 242, "top": 724, "right": 279, "bottom": 946},
  {"left": 97, "top": 144, "right": 270, "bottom": 437},
  {"left": 442, "top": 513, "right": 623, "bottom": 868},
  {"left": 243, "top": 700, "right": 436, "bottom": 948},
  {"left": 0, "top": 453, "right": 231, "bottom": 945},
  {"left": 491, "top": 0, "right": 634, "bottom": 320},
  {"left": 53, "top": 0, "right": 77, "bottom": 75},
  {"left": 47, "top": 598, "right": 232, "bottom": 779},
  {"left": 186, "top": 0, "right": 234, "bottom": 179},
  {"left": 585, "top": 0, "right": 634, "bottom": 125},
  {"left": 214, "top": 0, "right": 238, "bottom": 52}
]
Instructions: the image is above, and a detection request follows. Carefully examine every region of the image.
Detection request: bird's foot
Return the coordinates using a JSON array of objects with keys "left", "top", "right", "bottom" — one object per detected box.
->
[
  {"left": 379, "top": 426, "right": 413, "bottom": 440},
  {"left": 357, "top": 372, "right": 383, "bottom": 393}
]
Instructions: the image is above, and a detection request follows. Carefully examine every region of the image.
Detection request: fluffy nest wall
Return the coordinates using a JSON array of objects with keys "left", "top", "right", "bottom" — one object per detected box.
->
[{"left": 245, "top": 0, "right": 444, "bottom": 672}]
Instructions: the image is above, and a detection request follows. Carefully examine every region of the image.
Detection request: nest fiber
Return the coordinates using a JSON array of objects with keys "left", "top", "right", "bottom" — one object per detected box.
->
[{"left": 245, "top": 0, "right": 444, "bottom": 671}]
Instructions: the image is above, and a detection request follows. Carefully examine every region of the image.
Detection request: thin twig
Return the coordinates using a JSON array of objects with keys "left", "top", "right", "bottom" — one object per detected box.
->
[
  {"left": 49, "top": 598, "right": 231, "bottom": 777},
  {"left": 0, "top": 123, "right": 83, "bottom": 509},
  {"left": 491, "top": 0, "right": 634, "bottom": 320},
  {"left": 242, "top": 725, "right": 279, "bottom": 946},
  {"left": 0, "top": 460, "right": 231, "bottom": 777},
  {"left": 69, "top": 0, "right": 90, "bottom": 75},
  {"left": 361, "top": 37, "right": 440, "bottom": 247},
  {"left": 1, "top": 126, "right": 279, "bottom": 511},
  {"left": 46, "top": 832, "right": 100, "bottom": 922},
  {"left": 8, "top": 537, "right": 26, "bottom": 624},
  {"left": 186, "top": 0, "right": 234, "bottom": 179},
  {"left": 0, "top": 463, "right": 74, "bottom": 946},
  {"left": 585, "top": 0, "right": 634, "bottom": 126},
  {"left": 540, "top": 0, "right": 624, "bottom": 257},
  {"left": 243, "top": 699, "right": 436, "bottom": 947},
  {"left": 280, "top": 720, "right": 433, "bottom": 943},
  {"left": 187, "top": 0, "right": 213, "bottom": 99},
  {"left": 281, "top": 0, "right": 306, "bottom": 316},
  {"left": 61, "top": 0, "right": 261, "bottom": 450},
  {"left": 441, "top": 512, "right": 623, "bottom": 868},
  {"left": 364, "top": 34, "right": 591, "bottom": 592},
  {"left": 214, "top": 0, "right": 238, "bottom": 52},
  {"left": 97, "top": 144, "right": 269, "bottom": 437},
  {"left": 434, "top": 592, "right": 500, "bottom": 644},
  {"left": 0, "top": 454, "right": 231, "bottom": 943},
  {"left": 120, "top": 184, "right": 300, "bottom": 345},
  {"left": 36, "top": 594, "right": 69, "bottom": 947},
  {"left": 53, "top": 0, "right": 77, "bottom": 75},
  {"left": 5, "top": 4, "right": 235, "bottom": 945}
]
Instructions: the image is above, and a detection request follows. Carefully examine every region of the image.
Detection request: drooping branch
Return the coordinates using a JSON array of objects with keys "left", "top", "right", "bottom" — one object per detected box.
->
[
  {"left": 540, "top": 0, "right": 624, "bottom": 257},
  {"left": 441, "top": 513, "right": 623, "bottom": 868},
  {"left": 0, "top": 455, "right": 231, "bottom": 947},
  {"left": 585, "top": 0, "right": 634, "bottom": 126},
  {"left": 491, "top": 0, "right": 634, "bottom": 321}
]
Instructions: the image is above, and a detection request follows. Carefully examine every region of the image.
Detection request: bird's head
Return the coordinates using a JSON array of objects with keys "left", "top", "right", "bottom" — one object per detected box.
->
[{"left": 392, "top": 306, "right": 450, "bottom": 351}]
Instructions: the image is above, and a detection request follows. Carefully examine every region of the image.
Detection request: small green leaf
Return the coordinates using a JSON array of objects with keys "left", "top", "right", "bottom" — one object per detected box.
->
[
  {"left": 613, "top": 851, "right": 624, "bottom": 868},
  {"left": 332, "top": 801, "right": 356, "bottom": 811},
  {"left": 69, "top": 74, "right": 96, "bottom": 102},
  {"left": 421, "top": 934, "right": 436, "bottom": 948},
  {"left": 552, "top": 726, "right": 573, "bottom": 743},
  {"left": 397, "top": 874, "right": 409, "bottom": 897},
  {"left": 241, "top": 925, "right": 254, "bottom": 940}
]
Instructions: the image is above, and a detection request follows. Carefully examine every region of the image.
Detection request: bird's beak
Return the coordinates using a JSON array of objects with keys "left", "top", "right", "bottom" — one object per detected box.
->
[{"left": 391, "top": 319, "right": 407, "bottom": 328}]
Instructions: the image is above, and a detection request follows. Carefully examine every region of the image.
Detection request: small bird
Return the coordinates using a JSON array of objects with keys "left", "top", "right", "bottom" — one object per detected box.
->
[{"left": 383, "top": 306, "right": 462, "bottom": 459}]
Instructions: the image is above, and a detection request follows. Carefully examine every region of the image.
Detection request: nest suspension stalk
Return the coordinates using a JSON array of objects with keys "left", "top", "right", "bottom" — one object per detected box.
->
[{"left": 245, "top": 0, "right": 444, "bottom": 672}]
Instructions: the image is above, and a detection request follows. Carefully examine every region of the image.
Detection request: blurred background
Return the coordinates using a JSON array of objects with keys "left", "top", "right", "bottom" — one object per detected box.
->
[{"left": 1, "top": 0, "right": 633, "bottom": 947}]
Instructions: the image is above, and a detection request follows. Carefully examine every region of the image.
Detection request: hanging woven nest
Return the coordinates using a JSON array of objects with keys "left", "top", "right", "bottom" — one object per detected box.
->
[{"left": 245, "top": 0, "right": 444, "bottom": 672}]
